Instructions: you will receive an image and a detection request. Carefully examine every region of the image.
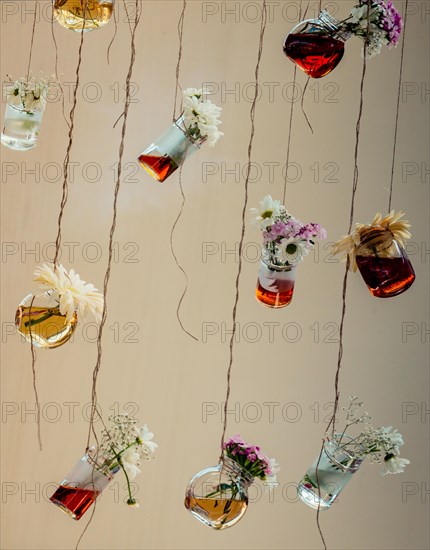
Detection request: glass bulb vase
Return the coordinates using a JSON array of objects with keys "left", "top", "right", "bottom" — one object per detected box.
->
[
  {"left": 15, "top": 292, "right": 77, "bottom": 349},
  {"left": 53, "top": 0, "right": 114, "bottom": 32},
  {"left": 283, "top": 11, "right": 351, "bottom": 78},
  {"left": 298, "top": 434, "right": 365, "bottom": 510},
  {"left": 1, "top": 102, "right": 45, "bottom": 151},
  {"left": 138, "top": 115, "right": 204, "bottom": 182},
  {"left": 50, "top": 448, "right": 119, "bottom": 520},
  {"left": 355, "top": 228, "right": 415, "bottom": 298},
  {"left": 184, "top": 457, "right": 254, "bottom": 530}
]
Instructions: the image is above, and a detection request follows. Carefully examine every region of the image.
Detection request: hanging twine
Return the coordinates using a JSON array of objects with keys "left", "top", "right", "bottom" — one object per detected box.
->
[
  {"left": 314, "top": 9, "right": 372, "bottom": 549},
  {"left": 26, "top": 1, "right": 38, "bottom": 82},
  {"left": 86, "top": 0, "right": 142, "bottom": 451},
  {"left": 28, "top": 296, "right": 42, "bottom": 451},
  {"left": 167, "top": 0, "right": 197, "bottom": 341},
  {"left": 388, "top": 0, "right": 409, "bottom": 211},
  {"left": 219, "top": 0, "right": 267, "bottom": 460},
  {"left": 53, "top": 0, "right": 89, "bottom": 267}
]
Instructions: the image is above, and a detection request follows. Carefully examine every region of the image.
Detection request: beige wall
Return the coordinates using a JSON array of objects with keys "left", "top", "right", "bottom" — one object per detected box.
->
[{"left": 1, "top": 1, "right": 429, "bottom": 549}]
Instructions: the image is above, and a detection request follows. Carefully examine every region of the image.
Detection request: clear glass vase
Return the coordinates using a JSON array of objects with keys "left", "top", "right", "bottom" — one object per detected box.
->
[
  {"left": 298, "top": 434, "right": 365, "bottom": 510},
  {"left": 256, "top": 246, "right": 296, "bottom": 308},
  {"left": 355, "top": 228, "right": 415, "bottom": 298},
  {"left": 1, "top": 102, "right": 45, "bottom": 151},
  {"left": 15, "top": 291, "right": 77, "bottom": 349},
  {"left": 53, "top": 0, "right": 114, "bottom": 32},
  {"left": 184, "top": 457, "right": 254, "bottom": 530},
  {"left": 138, "top": 115, "right": 204, "bottom": 182},
  {"left": 50, "top": 448, "right": 119, "bottom": 520},
  {"left": 283, "top": 11, "right": 351, "bottom": 78}
]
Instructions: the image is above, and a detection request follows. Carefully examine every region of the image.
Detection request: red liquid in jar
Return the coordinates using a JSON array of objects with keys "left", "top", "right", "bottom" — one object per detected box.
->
[
  {"left": 283, "top": 33, "right": 345, "bottom": 78},
  {"left": 50, "top": 485, "right": 98, "bottom": 520},
  {"left": 356, "top": 255, "right": 415, "bottom": 298},
  {"left": 256, "top": 277, "right": 295, "bottom": 308},
  {"left": 138, "top": 153, "right": 178, "bottom": 182}
]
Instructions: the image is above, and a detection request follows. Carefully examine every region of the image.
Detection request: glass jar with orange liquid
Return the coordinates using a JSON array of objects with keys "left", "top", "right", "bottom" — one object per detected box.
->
[
  {"left": 256, "top": 246, "right": 296, "bottom": 308},
  {"left": 50, "top": 448, "right": 119, "bottom": 520},
  {"left": 355, "top": 228, "right": 415, "bottom": 298},
  {"left": 184, "top": 457, "right": 253, "bottom": 530},
  {"left": 53, "top": 0, "right": 114, "bottom": 32},
  {"left": 283, "top": 11, "right": 351, "bottom": 78},
  {"left": 15, "top": 291, "right": 77, "bottom": 349},
  {"left": 138, "top": 115, "right": 205, "bottom": 182}
]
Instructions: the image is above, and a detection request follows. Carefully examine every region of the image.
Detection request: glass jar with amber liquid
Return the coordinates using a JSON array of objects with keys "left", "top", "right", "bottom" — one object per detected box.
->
[
  {"left": 256, "top": 245, "right": 296, "bottom": 308},
  {"left": 184, "top": 457, "right": 254, "bottom": 530},
  {"left": 15, "top": 291, "right": 77, "bottom": 349},
  {"left": 283, "top": 11, "right": 351, "bottom": 78},
  {"left": 355, "top": 228, "right": 415, "bottom": 298},
  {"left": 53, "top": 0, "right": 114, "bottom": 32}
]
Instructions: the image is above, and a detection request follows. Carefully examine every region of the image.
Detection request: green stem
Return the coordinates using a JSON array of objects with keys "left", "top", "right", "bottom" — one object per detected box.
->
[{"left": 24, "top": 311, "right": 55, "bottom": 328}]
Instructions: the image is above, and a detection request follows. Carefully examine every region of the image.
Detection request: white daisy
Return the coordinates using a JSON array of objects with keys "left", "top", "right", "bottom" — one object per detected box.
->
[
  {"left": 276, "top": 238, "right": 309, "bottom": 266},
  {"left": 381, "top": 455, "right": 410, "bottom": 475},
  {"left": 136, "top": 424, "right": 158, "bottom": 454},
  {"left": 250, "top": 195, "right": 283, "bottom": 228}
]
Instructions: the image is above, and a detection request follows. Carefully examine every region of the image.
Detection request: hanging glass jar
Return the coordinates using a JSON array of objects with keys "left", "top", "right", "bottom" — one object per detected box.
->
[
  {"left": 355, "top": 228, "right": 415, "bottom": 298},
  {"left": 53, "top": 0, "right": 115, "bottom": 32},
  {"left": 184, "top": 457, "right": 254, "bottom": 530},
  {"left": 297, "top": 434, "right": 365, "bottom": 510},
  {"left": 1, "top": 99, "right": 45, "bottom": 151},
  {"left": 256, "top": 245, "right": 296, "bottom": 308},
  {"left": 50, "top": 448, "right": 119, "bottom": 520},
  {"left": 283, "top": 11, "right": 351, "bottom": 78},
  {"left": 15, "top": 292, "right": 78, "bottom": 349},
  {"left": 138, "top": 115, "right": 205, "bottom": 182}
]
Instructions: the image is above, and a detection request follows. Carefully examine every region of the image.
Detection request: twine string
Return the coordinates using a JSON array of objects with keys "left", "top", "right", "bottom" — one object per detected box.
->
[
  {"left": 86, "top": 0, "right": 142, "bottom": 452},
  {"left": 219, "top": 0, "right": 267, "bottom": 460},
  {"left": 314, "top": 11, "right": 371, "bottom": 548},
  {"left": 26, "top": 1, "right": 38, "bottom": 82},
  {"left": 28, "top": 295, "right": 42, "bottom": 451},
  {"left": 172, "top": 0, "right": 187, "bottom": 122},
  {"left": 388, "top": 0, "right": 409, "bottom": 212},
  {"left": 52, "top": 0, "right": 89, "bottom": 268}
]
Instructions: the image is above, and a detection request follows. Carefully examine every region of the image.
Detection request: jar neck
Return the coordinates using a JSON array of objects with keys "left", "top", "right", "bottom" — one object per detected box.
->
[
  {"left": 317, "top": 10, "right": 351, "bottom": 41},
  {"left": 324, "top": 434, "right": 365, "bottom": 471},
  {"left": 221, "top": 457, "right": 254, "bottom": 487},
  {"left": 357, "top": 228, "right": 396, "bottom": 254},
  {"left": 175, "top": 114, "right": 206, "bottom": 147},
  {"left": 262, "top": 244, "right": 295, "bottom": 271}
]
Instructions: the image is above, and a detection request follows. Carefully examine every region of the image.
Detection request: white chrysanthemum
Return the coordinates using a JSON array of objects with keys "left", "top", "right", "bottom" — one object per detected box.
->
[
  {"left": 381, "top": 456, "right": 410, "bottom": 475},
  {"left": 182, "top": 87, "right": 223, "bottom": 146},
  {"left": 33, "top": 263, "right": 103, "bottom": 323},
  {"left": 381, "top": 426, "right": 404, "bottom": 449},
  {"left": 250, "top": 195, "right": 283, "bottom": 228},
  {"left": 276, "top": 238, "right": 309, "bottom": 266}
]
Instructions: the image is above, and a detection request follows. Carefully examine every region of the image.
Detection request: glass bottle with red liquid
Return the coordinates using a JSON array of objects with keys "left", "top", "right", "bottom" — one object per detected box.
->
[
  {"left": 283, "top": 11, "right": 351, "bottom": 78},
  {"left": 138, "top": 115, "right": 205, "bottom": 182},
  {"left": 355, "top": 228, "right": 415, "bottom": 298},
  {"left": 256, "top": 246, "right": 296, "bottom": 308},
  {"left": 50, "top": 448, "right": 119, "bottom": 520}
]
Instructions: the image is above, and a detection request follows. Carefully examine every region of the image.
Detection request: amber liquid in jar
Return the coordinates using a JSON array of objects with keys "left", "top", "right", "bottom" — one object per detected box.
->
[
  {"left": 355, "top": 255, "right": 416, "bottom": 298},
  {"left": 184, "top": 496, "right": 248, "bottom": 530},
  {"left": 50, "top": 485, "right": 98, "bottom": 520},
  {"left": 283, "top": 34, "right": 345, "bottom": 78},
  {"left": 15, "top": 306, "right": 77, "bottom": 348},
  {"left": 53, "top": 0, "right": 114, "bottom": 31},
  {"left": 137, "top": 153, "right": 178, "bottom": 182}
]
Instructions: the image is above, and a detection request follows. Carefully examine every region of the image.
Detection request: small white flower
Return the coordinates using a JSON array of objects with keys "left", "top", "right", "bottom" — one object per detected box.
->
[
  {"left": 381, "top": 455, "right": 410, "bottom": 475},
  {"left": 381, "top": 426, "right": 404, "bottom": 449},
  {"left": 137, "top": 424, "right": 158, "bottom": 454},
  {"left": 250, "top": 195, "right": 283, "bottom": 228},
  {"left": 127, "top": 498, "right": 140, "bottom": 508},
  {"left": 33, "top": 263, "right": 104, "bottom": 323}
]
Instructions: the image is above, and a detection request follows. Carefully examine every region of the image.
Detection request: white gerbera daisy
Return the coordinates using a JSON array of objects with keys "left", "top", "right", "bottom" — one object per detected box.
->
[
  {"left": 250, "top": 195, "right": 283, "bottom": 228},
  {"left": 33, "top": 263, "right": 103, "bottom": 323},
  {"left": 381, "top": 455, "right": 410, "bottom": 475},
  {"left": 276, "top": 238, "right": 309, "bottom": 266}
]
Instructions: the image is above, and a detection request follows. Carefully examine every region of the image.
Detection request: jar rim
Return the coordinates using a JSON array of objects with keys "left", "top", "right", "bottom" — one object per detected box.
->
[
  {"left": 175, "top": 114, "right": 206, "bottom": 148},
  {"left": 221, "top": 456, "right": 255, "bottom": 484},
  {"left": 323, "top": 433, "right": 366, "bottom": 469}
]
